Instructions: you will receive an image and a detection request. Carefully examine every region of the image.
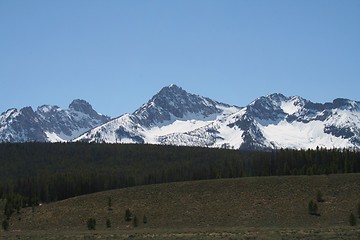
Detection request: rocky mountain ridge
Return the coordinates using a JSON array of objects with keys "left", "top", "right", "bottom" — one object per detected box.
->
[
  {"left": 76, "top": 85, "right": 360, "bottom": 150},
  {"left": 1, "top": 85, "right": 359, "bottom": 150},
  {"left": 0, "top": 99, "right": 110, "bottom": 142}
]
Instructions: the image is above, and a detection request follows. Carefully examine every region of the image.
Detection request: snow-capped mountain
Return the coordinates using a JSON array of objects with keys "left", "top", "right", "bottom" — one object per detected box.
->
[
  {"left": 1, "top": 85, "right": 359, "bottom": 150},
  {"left": 0, "top": 99, "right": 110, "bottom": 142},
  {"left": 76, "top": 84, "right": 241, "bottom": 144},
  {"left": 76, "top": 85, "right": 360, "bottom": 150}
]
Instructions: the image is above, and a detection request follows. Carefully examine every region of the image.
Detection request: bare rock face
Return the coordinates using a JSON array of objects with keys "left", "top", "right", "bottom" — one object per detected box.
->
[
  {"left": 134, "top": 84, "right": 231, "bottom": 127},
  {"left": 0, "top": 100, "right": 110, "bottom": 142}
]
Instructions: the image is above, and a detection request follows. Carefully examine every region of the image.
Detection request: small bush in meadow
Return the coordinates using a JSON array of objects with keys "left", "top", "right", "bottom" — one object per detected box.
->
[
  {"left": 350, "top": 213, "right": 357, "bottom": 226},
  {"left": 87, "top": 218, "right": 96, "bottom": 230},
  {"left": 308, "top": 200, "right": 320, "bottom": 216}
]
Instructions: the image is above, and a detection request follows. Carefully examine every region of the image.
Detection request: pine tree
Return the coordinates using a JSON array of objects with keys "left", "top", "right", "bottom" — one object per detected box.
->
[
  {"left": 316, "top": 190, "right": 324, "bottom": 202},
  {"left": 4, "top": 201, "right": 14, "bottom": 220},
  {"left": 106, "top": 219, "right": 111, "bottom": 228},
  {"left": 133, "top": 215, "right": 138, "bottom": 227},
  {"left": 125, "top": 208, "right": 132, "bottom": 222},
  {"left": 350, "top": 213, "right": 357, "bottom": 226},
  {"left": 2, "top": 219, "right": 9, "bottom": 231},
  {"left": 357, "top": 202, "right": 360, "bottom": 219},
  {"left": 107, "top": 196, "right": 112, "bottom": 211},
  {"left": 308, "top": 200, "right": 319, "bottom": 216},
  {"left": 86, "top": 218, "right": 96, "bottom": 230},
  {"left": 143, "top": 215, "right": 147, "bottom": 224},
  {"left": 308, "top": 200, "right": 314, "bottom": 215}
]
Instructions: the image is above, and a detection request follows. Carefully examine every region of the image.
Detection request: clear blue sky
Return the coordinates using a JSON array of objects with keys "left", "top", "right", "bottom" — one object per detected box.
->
[{"left": 1, "top": 0, "right": 359, "bottom": 117}]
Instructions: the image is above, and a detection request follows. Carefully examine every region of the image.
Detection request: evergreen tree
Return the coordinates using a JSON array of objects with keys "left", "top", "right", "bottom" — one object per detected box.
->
[
  {"left": 357, "top": 202, "right": 360, "bottom": 219},
  {"left": 316, "top": 190, "right": 324, "bottom": 202},
  {"left": 143, "top": 215, "right": 147, "bottom": 224},
  {"left": 4, "top": 202, "right": 14, "bottom": 220},
  {"left": 125, "top": 208, "right": 132, "bottom": 222},
  {"left": 106, "top": 219, "right": 111, "bottom": 228},
  {"left": 313, "top": 202, "right": 318, "bottom": 215},
  {"left": 86, "top": 218, "right": 96, "bottom": 230},
  {"left": 107, "top": 196, "right": 112, "bottom": 211},
  {"left": 133, "top": 215, "right": 138, "bottom": 227},
  {"left": 350, "top": 213, "right": 357, "bottom": 226},
  {"left": 308, "top": 200, "right": 319, "bottom": 216},
  {"left": 2, "top": 219, "right": 9, "bottom": 231},
  {"left": 308, "top": 200, "right": 314, "bottom": 215}
]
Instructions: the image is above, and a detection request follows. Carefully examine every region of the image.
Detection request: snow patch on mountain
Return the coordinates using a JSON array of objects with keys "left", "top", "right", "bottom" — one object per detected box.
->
[
  {"left": 280, "top": 96, "right": 304, "bottom": 115},
  {"left": 261, "top": 120, "right": 352, "bottom": 149},
  {"left": 45, "top": 131, "right": 66, "bottom": 142}
]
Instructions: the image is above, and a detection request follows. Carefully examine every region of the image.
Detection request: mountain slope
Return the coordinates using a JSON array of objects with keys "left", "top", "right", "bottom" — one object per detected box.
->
[
  {"left": 6, "top": 174, "right": 360, "bottom": 239},
  {"left": 0, "top": 107, "right": 46, "bottom": 142},
  {"left": 0, "top": 99, "right": 110, "bottom": 142},
  {"left": 76, "top": 85, "right": 360, "bottom": 150},
  {"left": 229, "top": 94, "right": 360, "bottom": 150},
  {"left": 76, "top": 84, "right": 241, "bottom": 144}
]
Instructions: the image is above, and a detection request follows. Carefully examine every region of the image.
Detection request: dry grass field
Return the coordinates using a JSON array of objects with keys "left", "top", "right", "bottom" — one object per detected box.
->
[{"left": 2, "top": 173, "right": 360, "bottom": 239}]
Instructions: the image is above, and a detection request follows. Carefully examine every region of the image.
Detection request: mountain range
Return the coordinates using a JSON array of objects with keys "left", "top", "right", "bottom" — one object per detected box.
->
[
  {"left": 0, "top": 99, "right": 110, "bottom": 142},
  {"left": 1, "top": 84, "right": 359, "bottom": 150}
]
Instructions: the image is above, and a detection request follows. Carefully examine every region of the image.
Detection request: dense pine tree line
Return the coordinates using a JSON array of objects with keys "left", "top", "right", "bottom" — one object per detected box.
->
[{"left": 0, "top": 142, "right": 359, "bottom": 206}]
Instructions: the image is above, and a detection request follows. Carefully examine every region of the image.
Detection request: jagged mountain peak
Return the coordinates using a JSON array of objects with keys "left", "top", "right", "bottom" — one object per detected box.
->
[
  {"left": 69, "top": 99, "right": 94, "bottom": 113},
  {"left": 18, "top": 106, "right": 38, "bottom": 119},
  {"left": 250, "top": 93, "right": 304, "bottom": 106},
  {"left": 247, "top": 93, "right": 309, "bottom": 117},
  {"left": 150, "top": 84, "right": 198, "bottom": 107},
  {"left": 331, "top": 98, "right": 359, "bottom": 111},
  {"left": 2, "top": 108, "right": 17, "bottom": 114},
  {"left": 68, "top": 99, "right": 109, "bottom": 121},
  {"left": 133, "top": 84, "right": 231, "bottom": 127},
  {"left": 0, "top": 99, "right": 110, "bottom": 143},
  {"left": 159, "top": 83, "right": 183, "bottom": 93},
  {"left": 266, "top": 93, "right": 287, "bottom": 100},
  {"left": 19, "top": 106, "right": 34, "bottom": 113},
  {"left": 37, "top": 104, "right": 60, "bottom": 114}
]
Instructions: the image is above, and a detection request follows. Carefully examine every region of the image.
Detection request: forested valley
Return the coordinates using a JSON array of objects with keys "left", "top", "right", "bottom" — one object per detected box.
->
[{"left": 0, "top": 142, "right": 359, "bottom": 214}]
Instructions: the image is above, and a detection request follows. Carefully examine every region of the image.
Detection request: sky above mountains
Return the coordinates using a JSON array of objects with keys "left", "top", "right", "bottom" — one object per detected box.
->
[{"left": 1, "top": 0, "right": 359, "bottom": 117}]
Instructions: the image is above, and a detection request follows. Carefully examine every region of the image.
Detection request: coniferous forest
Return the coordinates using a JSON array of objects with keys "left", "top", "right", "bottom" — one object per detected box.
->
[{"left": 0, "top": 142, "right": 359, "bottom": 208}]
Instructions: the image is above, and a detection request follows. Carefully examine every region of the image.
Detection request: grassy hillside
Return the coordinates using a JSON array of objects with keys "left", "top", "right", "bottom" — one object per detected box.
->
[{"left": 2, "top": 174, "right": 360, "bottom": 239}]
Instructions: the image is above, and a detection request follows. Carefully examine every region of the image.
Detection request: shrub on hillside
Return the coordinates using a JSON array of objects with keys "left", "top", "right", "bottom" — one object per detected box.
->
[
  {"left": 143, "top": 215, "right": 147, "bottom": 224},
  {"left": 2, "top": 219, "right": 9, "bottom": 231},
  {"left": 4, "top": 202, "right": 14, "bottom": 220},
  {"left": 308, "top": 200, "right": 320, "bottom": 216},
  {"left": 106, "top": 218, "right": 111, "bottom": 228},
  {"left": 133, "top": 215, "right": 138, "bottom": 227},
  {"left": 125, "top": 208, "right": 132, "bottom": 222},
  {"left": 316, "top": 190, "right": 325, "bottom": 202},
  {"left": 350, "top": 213, "right": 357, "bottom": 226},
  {"left": 87, "top": 218, "right": 96, "bottom": 230},
  {"left": 357, "top": 202, "right": 360, "bottom": 219},
  {"left": 107, "top": 197, "right": 112, "bottom": 211}
]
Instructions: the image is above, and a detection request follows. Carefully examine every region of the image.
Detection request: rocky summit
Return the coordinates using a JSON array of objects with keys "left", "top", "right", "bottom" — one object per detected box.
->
[{"left": 0, "top": 100, "right": 110, "bottom": 142}]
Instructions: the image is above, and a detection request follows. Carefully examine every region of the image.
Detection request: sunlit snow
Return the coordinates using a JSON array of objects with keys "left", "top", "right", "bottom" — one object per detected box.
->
[
  {"left": 280, "top": 98, "right": 301, "bottom": 115},
  {"left": 261, "top": 120, "right": 352, "bottom": 149},
  {"left": 45, "top": 132, "right": 66, "bottom": 142}
]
